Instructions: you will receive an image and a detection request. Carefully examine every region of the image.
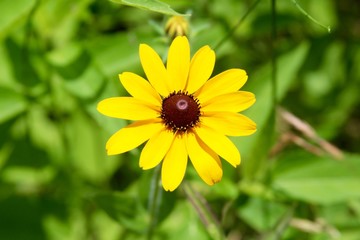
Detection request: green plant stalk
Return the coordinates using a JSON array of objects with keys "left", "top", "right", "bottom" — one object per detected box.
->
[
  {"left": 146, "top": 165, "right": 162, "bottom": 240},
  {"left": 271, "top": 0, "right": 277, "bottom": 111},
  {"left": 268, "top": 203, "right": 297, "bottom": 240},
  {"left": 290, "top": 0, "right": 331, "bottom": 33},
  {"left": 183, "top": 182, "right": 226, "bottom": 240},
  {"left": 214, "top": 0, "right": 263, "bottom": 51}
]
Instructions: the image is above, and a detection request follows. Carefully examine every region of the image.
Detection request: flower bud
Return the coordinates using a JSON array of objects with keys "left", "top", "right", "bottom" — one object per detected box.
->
[{"left": 165, "top": 16, "right": 189, "bottom": 39}]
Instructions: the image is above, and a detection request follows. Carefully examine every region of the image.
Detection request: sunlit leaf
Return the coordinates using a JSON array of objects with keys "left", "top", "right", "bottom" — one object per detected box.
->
[
  {"left": 0, "top": 87, "right": 27, "bottom": 124},
  {"left": 65, "top": 110, "right": 120, "bottom": 182},
  {"left": 47, "top": 44, "right": 104, "bottom": 99},
  {"left": 109, "top": 0, "right": 188, "bottom": 16},
  {"left": 273, "top": 152, "right": 360, "bottom": 204},
  {"left": 0, "top": 0, "right": 36, "bottom": 39},
  {"left": 85, "top": 33, "right": 163, "bottom": 78},
  {"left": 32, "top": 0, "right": 93, "bottom": 47}
]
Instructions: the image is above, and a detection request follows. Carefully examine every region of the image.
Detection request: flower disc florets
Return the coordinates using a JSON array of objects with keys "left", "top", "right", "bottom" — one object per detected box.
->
[{"left": 161, "top": 91, "right": 201, "bottom": 132}]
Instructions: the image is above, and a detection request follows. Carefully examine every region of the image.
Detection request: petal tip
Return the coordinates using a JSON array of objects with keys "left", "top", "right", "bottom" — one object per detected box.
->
[
  {"left": 105, "top": 142, "right": 114, "bottom": 155},
  {"left": 139, "top": 162, "right": 155, "bottom": 170},
  {"left": 96, "top": 100, "right": 105, "bottom": 114},
  {"left": 170, "top": 35, "right": 189, "bottom": 52},
  {"left": 233, "top": 160, "right": 241, "bottom": 168},
  {"left": 139, "top": 43, "right": 152, "bottom": 55},
  {"left": 212, "top": 178, "right": 221, "bottom": 185},
  {"left": 163, "top": 185, "right": 175, "bottom": 192},
  {"left": 106, "top": 149, "right": 116, "bottom": 156},
  {"left": 208, "top": 177, "right": 222, "bottom": 186},
  {"left": 174, "top": 35, "right": 188, "bottom": 41},
  {"left": 139, "top": 43, "right": 147, "bottom": 49},
  {"left": 229, "top": 155, "right": 241, "bottom": 168}
]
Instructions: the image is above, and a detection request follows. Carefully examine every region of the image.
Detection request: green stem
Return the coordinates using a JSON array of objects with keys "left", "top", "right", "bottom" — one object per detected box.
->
[
  {"left": 271, "top": 0, "right": 277, "bottom": 111},
  {"left": 146, "top": 165, "right": 162, "bottom": 240},
  {"left": 270, "top": 203, "right": 297, "bottom": 240},
  {"left": 214, "top": 0, "right": 263, "bottom": 51},
  {"left": 182, "top": 182, "right": 225, "bottom": 240},
  {"left": 290, "top": 0, "right": 331, "bottom": 33}
]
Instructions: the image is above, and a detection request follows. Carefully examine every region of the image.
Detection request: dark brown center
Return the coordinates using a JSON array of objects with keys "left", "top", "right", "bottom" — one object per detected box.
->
[{"left": 161, "top": 91, "right": 201, "bottom": 132}]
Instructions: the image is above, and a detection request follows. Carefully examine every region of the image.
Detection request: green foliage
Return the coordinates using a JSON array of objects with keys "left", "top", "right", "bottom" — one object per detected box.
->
[
  {"left": 273, "top": 152, "right": 360, "bottom": 204},
  {"left": 0, "top": 0, "right": 36, "bottom": 39},
  {"left": 0, "top": 87, "right": 27, "bottom": 123},
  {"left": 110, "top": 0, "right": 188, "bottom": 16},
  {"left": 0, "top": 0, "right": 359, "bottom": 239}
]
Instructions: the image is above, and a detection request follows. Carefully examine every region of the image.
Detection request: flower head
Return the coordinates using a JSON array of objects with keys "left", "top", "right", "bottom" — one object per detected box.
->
[{"left": 97, "top": 36, "right": 256, "bottom": 191}]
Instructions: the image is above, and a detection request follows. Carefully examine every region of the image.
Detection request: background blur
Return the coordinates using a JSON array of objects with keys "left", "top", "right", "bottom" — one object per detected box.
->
[{"left": 0, "top": 0, "right": 359, "bottom": 239}]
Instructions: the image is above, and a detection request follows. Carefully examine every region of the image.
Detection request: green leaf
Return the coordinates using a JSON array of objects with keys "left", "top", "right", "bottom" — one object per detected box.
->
[
  {"left": 86, "top": 33, "right": 161, "bottom": 78},
  {"left": 0, "top": 196, "right": 45, "bottom": 240},
  {"left": 65, "top": 110, "right": 120, "bottom": 182},
  {"left": 0, "top": 0, "right": 36, "bottom": 39},
  {"left": 62, "top": 66, "right": 105, "bottom": 99},
  {"left": 0, "top": 87, "right": 27, "bottom": 124},
  {"left": 321, "top": 202, "right": 360, "bottom": 231},
  {"left": 273, "top": 152, "right": 360, "bottom": 204},
  {"left": 238, "top": 42, "right": 310, "bottom": 179},
  {"left": 158, "top": 201, "right": 211, "bottom": 240},
  {"left": 5, "top": 138, "right": 49, "bottom": 168},
  {"left": 109, "top": 0, "right": 188, "bottom": 16},
  {"left": 26, "top": 104, "right": 65, "bottom": 164},
  {"left": 237, "top": 197, "right": 287, "bottom": 232},
  {"left": 32, "top": 0, "right": 93, "bottom": 47},
  {"left": 93, "top": 192, "right": 148, "bottom": 232},
  {"left": 86, "top": 33, "right": 139, "bottom": 77},
  {"left": 47, "top": 43, "right": 91, "bottom": 79},
  {"left": 47, "top": 43, "right": 104, "bottom": 99},
  {"left": 4, "top": 37, "right": 43, "bottom": 88}
]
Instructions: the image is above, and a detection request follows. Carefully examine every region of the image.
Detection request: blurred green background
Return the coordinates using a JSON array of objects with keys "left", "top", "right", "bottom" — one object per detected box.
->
[{"left": 0, "top": 0, "right": 359, "bottom": 239}]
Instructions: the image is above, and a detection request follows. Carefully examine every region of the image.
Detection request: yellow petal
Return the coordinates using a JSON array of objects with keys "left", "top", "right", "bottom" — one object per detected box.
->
[
  {"left": 167, "top": 36, "right": 190, "bottom": 91},
  {"left": 139, "top": 44, "right": 170, "bottom": 96},
  {"left": 106, "top": 119, "right": 163, "bottom": 155},
  {"left": 97, "top": 97, "right": 159, "bottom": 120},
  {"left": 139, "top": 128, "right": 174, "bottom": 170},
  {"left": 201, "top": 112, "right": 257, "bottom": 136},
  {"left": 161, "top": 134, "right": 188, "bottom": 191},
  {"left": 195, "top": 69, "right": 248, "bottom": 103},
  {"left": 119, "top": 72, "right": 162, "bottom": 106},
  {"left": 186, "top": 131, "right": 222, "bottom": 185},
  {"left": 195, "top": 125, "right": 240, "bottom": 167},
  {"left": 186, "top": 45, "right": 215, "bottom": 94},
  {"left": 202, "top": 91, "right": 255, "bottom": 112}
]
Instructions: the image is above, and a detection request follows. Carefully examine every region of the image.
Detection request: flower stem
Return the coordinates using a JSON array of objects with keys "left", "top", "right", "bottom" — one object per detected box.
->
[
  {"left": 182, "top": 182, "right": 226, "bottom": 240},
  {"left": 214, "top": 0, "right": 263, "bottom": 51},
  {"left": 271, "top": 0, "right": 277, "bottom": 111},
  {"left": 146, "top": 165, "right": 162, "bottom": 240},
  {"left": 290, "top": 0, "right": 331, "bottom": 33}
]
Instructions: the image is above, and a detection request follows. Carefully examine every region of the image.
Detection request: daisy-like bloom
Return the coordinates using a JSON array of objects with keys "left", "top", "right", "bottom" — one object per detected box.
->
[{"left": 97, "top": 36, "right": 256, "bottom": 191}]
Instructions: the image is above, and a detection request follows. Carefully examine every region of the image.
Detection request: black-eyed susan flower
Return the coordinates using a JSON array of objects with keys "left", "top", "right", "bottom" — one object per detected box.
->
[{"left": 97, "top": 36, "right": 256, "bottom": 191}]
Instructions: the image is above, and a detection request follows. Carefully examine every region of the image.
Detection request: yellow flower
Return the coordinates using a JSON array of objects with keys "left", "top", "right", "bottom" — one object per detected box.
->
[{"left": 97, "top": 36, "right": 256, "bottom": 191}]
